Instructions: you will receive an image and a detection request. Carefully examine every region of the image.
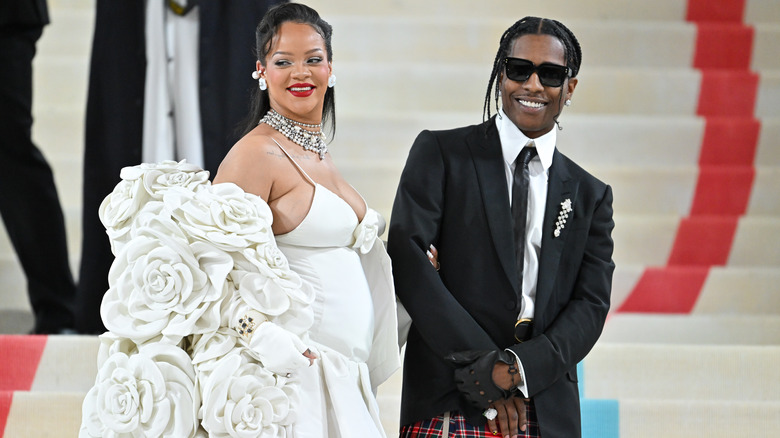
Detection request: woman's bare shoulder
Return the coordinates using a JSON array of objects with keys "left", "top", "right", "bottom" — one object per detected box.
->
[
  {"left": 219, "top": 129, "right": 280, "bottom": 170},
  {"left": 214, "top": 130, "right": 285, "bottom": 196}
]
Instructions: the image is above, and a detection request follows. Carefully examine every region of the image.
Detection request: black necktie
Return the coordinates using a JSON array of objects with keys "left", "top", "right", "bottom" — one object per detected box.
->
[{"left": 512, "top": 143, "right": 537, "bottom": 284}]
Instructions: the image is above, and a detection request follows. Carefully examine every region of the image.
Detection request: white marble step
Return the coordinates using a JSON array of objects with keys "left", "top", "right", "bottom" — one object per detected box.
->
[
  {"left": 754, "top": 24, "right": 780, "bottom": 70},
  {"left": 304, "top": 0, "right": 691, "bottom": 21},
  {"left": 306, "top": 0, "right": 780, "bottom": 24},
  {"left": 600, "top": 314, "right": 780, "bottom": 345},
  {"left": 328, "top": 17, "right": 780, "bottom": 71},
  {"left": 1, "top": 391, "right": 85, "bottom": 438},
  {"left": 31, "top": 55, "right": 89, "bottom": 112},
  {"left": 36, "top": 5, "right": 95, "bottom": 59},
  {"left": 31, "top": 107, "right": 85, "bottom": 160},
  {"left": 746, "top": 0, "right": 780, "bottom": 23},
  {"left": 584, "top": 343, "right": 780, "bottom": 398},
  {"left": 610, "top": 215, "right": 780, "bottom": 267},
  {"left": 327, "top": 18, "right": 696, "bottom": 67},
  {"left": 617, "top": 399, "right": 780, "bottom": 438},
  {"left": 610, "top": 265, "right": 780, "bottom": 314},
  {"left": 694, "top": 267, "right": 780, "bottom": 313}
]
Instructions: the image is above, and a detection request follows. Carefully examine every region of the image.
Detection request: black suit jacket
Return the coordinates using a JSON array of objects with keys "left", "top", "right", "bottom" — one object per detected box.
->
[
  {"left": 388, "top": 118, "right": 615, "bottom": 437},
  {"left": 0, "top": 0, "right": 48, "bottom": 28}
]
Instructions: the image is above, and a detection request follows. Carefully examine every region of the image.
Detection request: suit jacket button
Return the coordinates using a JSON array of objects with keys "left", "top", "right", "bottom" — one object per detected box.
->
[{"left": 505, "top": 300, "right": 517, "bottom": 310}]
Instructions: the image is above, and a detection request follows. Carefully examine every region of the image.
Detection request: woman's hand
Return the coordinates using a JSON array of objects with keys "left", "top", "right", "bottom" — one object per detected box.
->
[
  {"left": 246, "top": 322, "right": 312, "bottom": 375},
  {"left": 486, "top": 396, "right": 528, "bottom": 437},
  {"left": 427, "top": 244, "right": 440, "bottom": 271},
  {"left": 303, "top": 348, "right": 317, "bottom": 365}
]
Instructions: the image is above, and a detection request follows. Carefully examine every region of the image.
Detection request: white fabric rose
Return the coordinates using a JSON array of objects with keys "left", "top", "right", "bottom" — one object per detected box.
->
[
  {"left": 96, "top": 332, "right": 139, "bottom": 368},
  {"left": 190, "top": 328, "right": 241, "bottom": 378},
  {"left": 351, "top": 208, "right": 385, "bottom": 254},
  {"left": 227, "top": 265, "right": 314, "bottom": 337},
  {"left": 100, "top": 160, "right": 207, "bottom": 254},
  {"left": 99, "top": 179, "right": 162, "bottom": 254},
  {"left": 120, "top": 160, "right": 210, "bottom": 200},
  {"left": 85, "top": 161, "right": 325, "bottom": 436},
  {"left": 173, "top": 183, "right": 275, "bottom": 252},
  {"left": 101, "top": 216, "right": 232, "bottom": 345},
  {"left": 80, "top": 344, "right": 200, "bottom": 438},
  {"left": 200, "top": 353, "right": 298, "bottom": 438}
]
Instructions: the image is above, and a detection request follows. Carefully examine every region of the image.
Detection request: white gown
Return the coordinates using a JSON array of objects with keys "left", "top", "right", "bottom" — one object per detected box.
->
[
  {"left": 275, "top": 145, "right": 396, "bottom": 437},
  {"left": 80, "top": 158, "right": 400, "bottom": 438}
]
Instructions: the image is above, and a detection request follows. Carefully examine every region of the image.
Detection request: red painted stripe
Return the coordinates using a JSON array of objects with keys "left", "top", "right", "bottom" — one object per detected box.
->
[
  {"left": 619, "top": 267, "right": 709, "bottom": 313},
  {"left": 693, "top": 24, "right": 753, "bottom": 69},
  {"left": 620, "top": 0, "right": 759, "bottom": 315},
  {"left": 0, "top": 335, "right": 47, "bottom": 391},
  {"left": 0, "top": 391, "right": 12, "bottom": 438},
  {"left": 0, "top": 336, "right": 48, "bottom": 436},
  {"left": 697, "top": 117, "right": 760, "bottom": 166},
  {"left": 697, "top": 71, "right": 759, "bottom": 117},
  {"left": 667, "top": 216, "right": 739, "bottom": 265},
  {"left": 686, "top": 0, "right": 745, "bottom": 22},
  {"left": 689, "top": 166, "right": 755, "bottom": 215}
]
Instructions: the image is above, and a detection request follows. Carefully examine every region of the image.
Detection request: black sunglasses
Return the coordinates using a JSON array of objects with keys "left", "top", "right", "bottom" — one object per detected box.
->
[{"left": 504, "top": 57, "right": 572, "bottom": 87}]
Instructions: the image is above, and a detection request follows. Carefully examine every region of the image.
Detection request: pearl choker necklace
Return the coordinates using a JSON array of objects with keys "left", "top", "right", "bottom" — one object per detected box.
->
[{"left": 260, "top": 109, "right": 327, "bottom": 159}]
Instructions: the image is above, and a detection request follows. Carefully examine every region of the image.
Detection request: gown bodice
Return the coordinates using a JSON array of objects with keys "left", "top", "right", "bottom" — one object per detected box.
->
[
  {"left": 275, "top": 183, "right": 360, "bottom": 248},
  {"left": 275, "top": 183, "right": 375, "bottom": 362}
]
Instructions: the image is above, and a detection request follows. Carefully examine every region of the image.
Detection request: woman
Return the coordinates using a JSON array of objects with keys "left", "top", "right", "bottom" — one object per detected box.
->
[
  {"left": 80, "top": 4, "right": 400, "bottom": 438},
  {"left": 212, "top": 3, "right": 400, "bottom": 436}
]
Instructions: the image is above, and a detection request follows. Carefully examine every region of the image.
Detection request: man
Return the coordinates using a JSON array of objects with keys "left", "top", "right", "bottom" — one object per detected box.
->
[
  {"left": 0, "top": 0, "right": 77, "bottom": 334},
  {"left": 389, "top": 17, "right": 614, "bottom": 438}
]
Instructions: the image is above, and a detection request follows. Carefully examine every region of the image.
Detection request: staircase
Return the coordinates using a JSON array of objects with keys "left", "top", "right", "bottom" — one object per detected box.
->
[{"left": 1, "top": 0, "right": 779, "bottom": 436}]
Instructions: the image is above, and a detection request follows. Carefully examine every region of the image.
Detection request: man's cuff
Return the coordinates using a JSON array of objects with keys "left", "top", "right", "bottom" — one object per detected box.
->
[{"left": 505, "top": 348, "right": 529, "bottom": 398}]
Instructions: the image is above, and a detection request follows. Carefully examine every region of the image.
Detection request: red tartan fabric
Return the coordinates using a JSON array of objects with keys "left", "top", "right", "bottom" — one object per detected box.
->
[{"left": 399, "top": 402, "right": 540, "bottom": 437}]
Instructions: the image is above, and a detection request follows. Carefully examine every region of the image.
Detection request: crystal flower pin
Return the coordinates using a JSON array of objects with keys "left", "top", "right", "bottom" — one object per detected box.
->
[{"left": 553, "top": 198, "right": 572, "bottom": 238}]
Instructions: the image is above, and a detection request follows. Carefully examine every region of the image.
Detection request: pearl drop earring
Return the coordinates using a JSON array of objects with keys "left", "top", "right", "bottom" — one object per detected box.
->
[
  {"left": 252, "top": 70, "right": 267, "bottom": 90},
  {"left": 565, "top": 99, "right": 572, "bottom": 106}
]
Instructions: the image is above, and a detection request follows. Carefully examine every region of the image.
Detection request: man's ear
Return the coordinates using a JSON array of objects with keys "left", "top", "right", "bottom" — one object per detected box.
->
[{"left": 566, "top": 77, "right": 578, "bottom": 100}]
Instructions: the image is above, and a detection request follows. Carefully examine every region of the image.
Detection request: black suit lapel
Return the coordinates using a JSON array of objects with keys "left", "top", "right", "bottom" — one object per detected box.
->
[
  {"left": 466, "top": 120, "right": 520, "bottom": 293},
  {"left": 535, "top": 149, "right": 576, "bottom": 316}
]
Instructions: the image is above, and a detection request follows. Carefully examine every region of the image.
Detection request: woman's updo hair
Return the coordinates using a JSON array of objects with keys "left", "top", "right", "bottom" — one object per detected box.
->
[
  {"left": 483, "top": 16, "right": 582, "bottom": 122},
  {"left": 242, "top": 3, "right": 335, "bottom": 138}
]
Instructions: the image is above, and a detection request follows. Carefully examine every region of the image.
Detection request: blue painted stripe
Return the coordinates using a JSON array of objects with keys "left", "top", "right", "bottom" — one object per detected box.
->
[
  {"left": 579, "top": 361, "right": 620, "bottom": 438},
  {"left": 581, "top": 398, "right": 619, "bottom": 438}
]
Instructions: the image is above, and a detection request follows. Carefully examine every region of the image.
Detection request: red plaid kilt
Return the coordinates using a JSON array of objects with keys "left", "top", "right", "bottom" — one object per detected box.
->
[{"left": 399, "top": 400, "right": 540, "bottom": 437}]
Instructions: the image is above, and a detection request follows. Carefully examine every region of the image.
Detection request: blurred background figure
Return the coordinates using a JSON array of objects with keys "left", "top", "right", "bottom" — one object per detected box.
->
[
  {"left": 0, "top": 0, "right": 77, "bottom": 335},
  {"left": 75, "top": 0, "right": 286, "bottom": 334}
]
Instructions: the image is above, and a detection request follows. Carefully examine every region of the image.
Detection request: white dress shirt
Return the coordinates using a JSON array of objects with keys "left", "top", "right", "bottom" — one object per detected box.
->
[{"left": 495, "top": 109, "right": 556, "bottom": 397}]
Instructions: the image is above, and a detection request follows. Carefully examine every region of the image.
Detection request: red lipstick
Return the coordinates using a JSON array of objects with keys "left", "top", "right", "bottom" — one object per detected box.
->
[{"left": 287, "top": 83, "right": 315, "bottom": 97}]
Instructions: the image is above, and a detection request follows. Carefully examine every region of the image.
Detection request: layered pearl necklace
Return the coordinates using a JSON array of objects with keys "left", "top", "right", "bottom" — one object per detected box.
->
[{"left": 260, "top": 109, "right": 328, "bottom": 159}]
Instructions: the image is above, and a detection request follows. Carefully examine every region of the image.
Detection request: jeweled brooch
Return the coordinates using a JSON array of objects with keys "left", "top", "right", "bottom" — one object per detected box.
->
[{"left": 554, "top": 198, "right": 572, "bottom": 238}]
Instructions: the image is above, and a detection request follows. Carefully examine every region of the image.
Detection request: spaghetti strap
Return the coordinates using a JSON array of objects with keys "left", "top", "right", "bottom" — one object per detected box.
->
[{"left": 270, "top": 137, "right": 316, "bottom": 186}]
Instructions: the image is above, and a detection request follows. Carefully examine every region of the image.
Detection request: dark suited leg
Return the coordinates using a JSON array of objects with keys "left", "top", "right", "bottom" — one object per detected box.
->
[
  {"left": 75, "top": 0, "right": 147, "bottom": 334},
  {"left": 74, "top": 190, "right": 113, "bottom": 334},
  {"left": 0, "top": 25, "right": 76, "bottom": 334}
]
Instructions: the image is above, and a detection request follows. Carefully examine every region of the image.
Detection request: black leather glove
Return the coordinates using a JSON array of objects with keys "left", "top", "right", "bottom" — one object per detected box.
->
[{"left": 445, "top": 349, "right": 517, "bottom": 410}]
